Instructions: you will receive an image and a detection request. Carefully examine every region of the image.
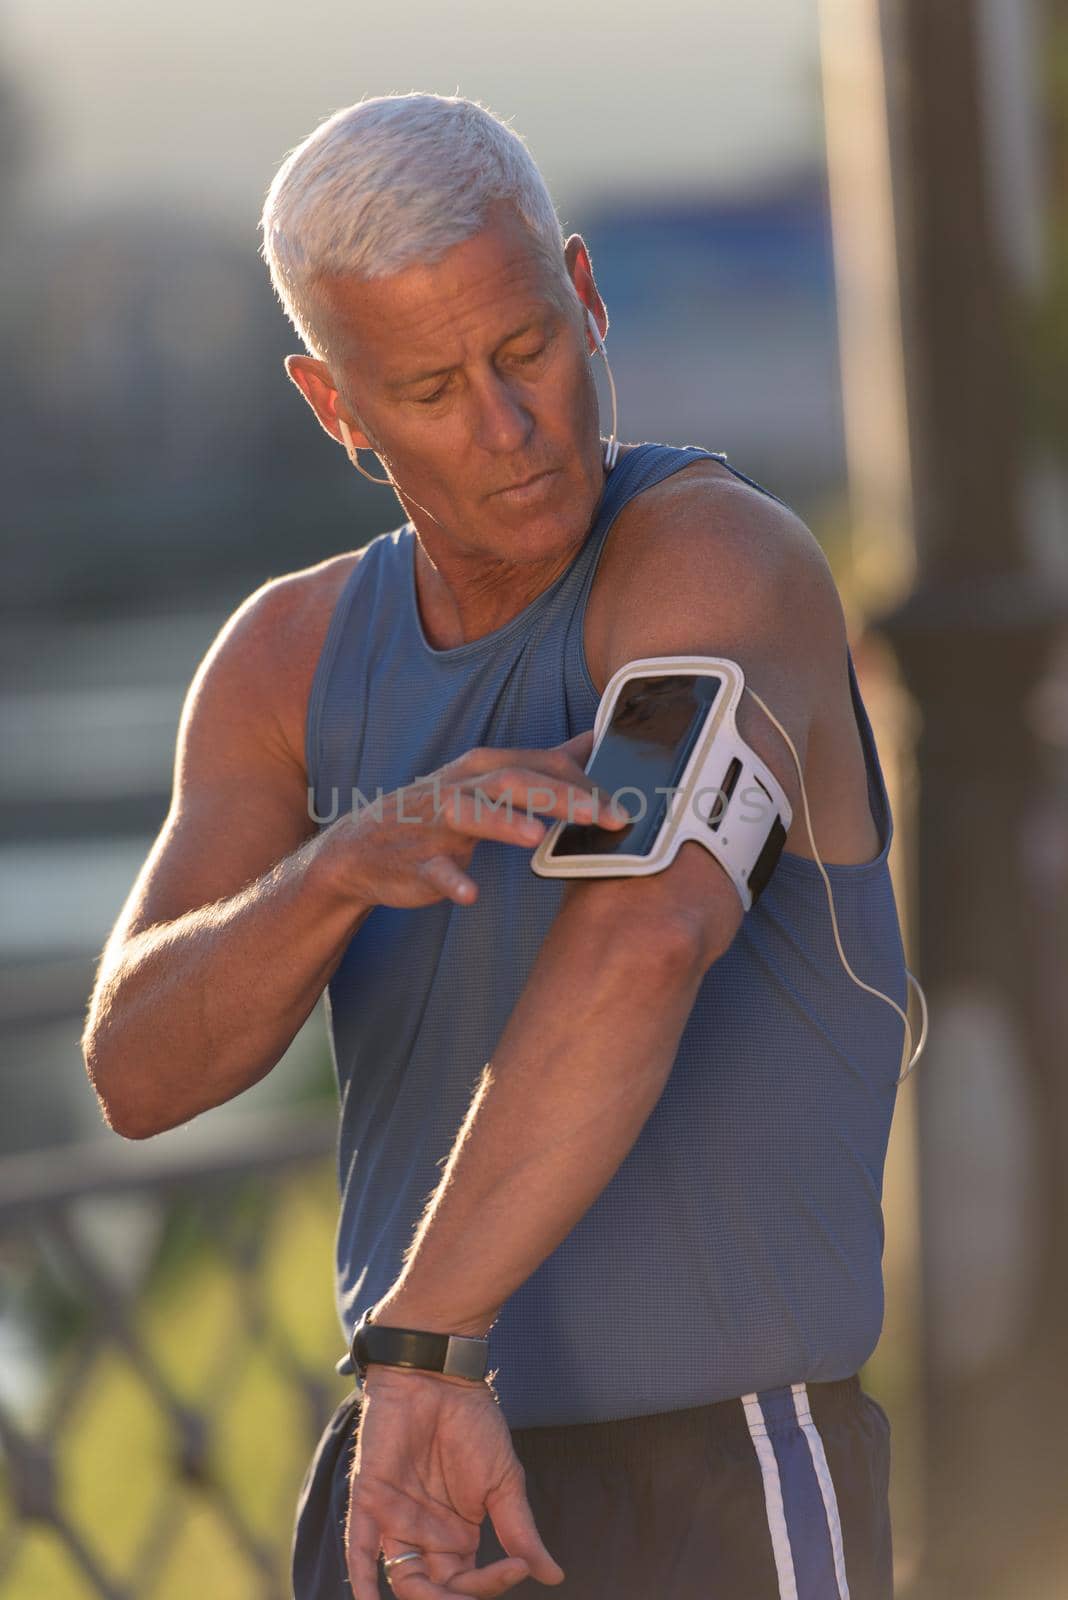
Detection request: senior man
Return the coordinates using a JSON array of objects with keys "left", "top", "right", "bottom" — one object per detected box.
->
[{"left": 83, "top": 92, "right": 906, "bottom": 1600}]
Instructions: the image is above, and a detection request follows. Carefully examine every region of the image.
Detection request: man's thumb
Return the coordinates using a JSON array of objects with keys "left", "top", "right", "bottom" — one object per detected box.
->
[{"left": 485, "top": 1480, "right": 565, "bottom": 1586}]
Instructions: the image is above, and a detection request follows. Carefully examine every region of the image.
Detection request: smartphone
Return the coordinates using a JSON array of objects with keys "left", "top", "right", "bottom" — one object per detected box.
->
[{"left": 545, "top": 673, "right": 722, "bottom": 860}]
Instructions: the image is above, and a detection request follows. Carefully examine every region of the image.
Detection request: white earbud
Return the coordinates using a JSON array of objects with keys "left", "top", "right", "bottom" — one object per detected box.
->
[{"left": 338, "top": 417, "right": 390, "bottom": 483}]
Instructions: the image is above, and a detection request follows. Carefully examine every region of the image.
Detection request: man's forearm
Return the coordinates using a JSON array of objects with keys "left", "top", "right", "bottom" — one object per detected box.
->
[
  {"left": 83, "top": 835, "right": 371, "bottom": 1139},
  {"left": 372, "top": 899, "right": 709, "bottom": 1341}
]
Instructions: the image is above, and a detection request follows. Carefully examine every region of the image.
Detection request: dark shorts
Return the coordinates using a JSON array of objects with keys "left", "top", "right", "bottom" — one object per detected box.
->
[{"left": 291, "top": 1373, "right": 893, "bottom": 1600}]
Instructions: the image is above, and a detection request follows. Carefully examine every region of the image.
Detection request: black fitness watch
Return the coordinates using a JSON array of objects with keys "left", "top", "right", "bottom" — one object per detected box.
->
[{"left": 349, "top": 1302, "right": 490, "bottom": 1384}]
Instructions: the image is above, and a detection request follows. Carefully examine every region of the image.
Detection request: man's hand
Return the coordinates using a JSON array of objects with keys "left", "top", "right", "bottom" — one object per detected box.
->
[
  {"left": 316, "top": 729, "right": 628, "bottom": 910},
  {"left": 345, "top": 1367, "right": 565, "bottom": 1599}
]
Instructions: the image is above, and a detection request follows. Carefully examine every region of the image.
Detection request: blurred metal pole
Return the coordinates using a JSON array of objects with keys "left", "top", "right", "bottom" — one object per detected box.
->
[
  {"left": 829, "top": 0, "right": 1068, "bottom": 1594},
  {"left": 818, "top": 0, "right": 916, "bottom": 614},
  {"left": 817, "top": 4, "right": 927, "bottom": 1590}
]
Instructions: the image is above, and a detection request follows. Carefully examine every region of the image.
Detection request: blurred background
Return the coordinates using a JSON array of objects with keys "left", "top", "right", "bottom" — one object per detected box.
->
[{"left": 1, "top": 0, "right": 1065, "bottom": 1595}]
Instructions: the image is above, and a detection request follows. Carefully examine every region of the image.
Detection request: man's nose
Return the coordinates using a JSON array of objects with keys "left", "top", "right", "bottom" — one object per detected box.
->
[{"left": 472, "top": 371, "right": 535, "bottom": 455}]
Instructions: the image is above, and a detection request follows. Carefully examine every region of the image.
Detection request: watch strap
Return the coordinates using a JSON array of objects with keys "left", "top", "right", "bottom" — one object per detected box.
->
[{"left": 350, "top": 1305, "right": 489, "bottom": 1382}]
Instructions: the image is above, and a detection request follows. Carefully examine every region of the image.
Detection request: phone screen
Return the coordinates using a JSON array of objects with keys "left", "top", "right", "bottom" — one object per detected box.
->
[{"left": 547, "top": 673, "right": 722, "bottom": 859}]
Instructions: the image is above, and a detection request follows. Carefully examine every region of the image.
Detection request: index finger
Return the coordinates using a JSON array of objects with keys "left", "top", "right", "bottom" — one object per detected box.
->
[{"left": 556, "top": 728, "right": 595, "bottom": 760}]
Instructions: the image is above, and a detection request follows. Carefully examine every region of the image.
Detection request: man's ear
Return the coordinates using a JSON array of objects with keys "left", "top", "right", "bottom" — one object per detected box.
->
[
  {"left": 283, "top": 354, "right": 371, "bottom": 448},
  {"left": 563, "top": 234, "right": 608, "bottom": 349}
]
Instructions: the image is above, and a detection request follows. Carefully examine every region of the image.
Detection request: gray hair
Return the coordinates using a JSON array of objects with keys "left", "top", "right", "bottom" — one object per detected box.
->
[{"left": 258, "top": 92, "right": 571, "bottom": 362}]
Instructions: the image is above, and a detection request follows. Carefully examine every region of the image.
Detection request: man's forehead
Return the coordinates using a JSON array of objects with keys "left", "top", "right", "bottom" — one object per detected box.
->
[{"left": 315, "top": 214, "right": 573, "bottom": 374}]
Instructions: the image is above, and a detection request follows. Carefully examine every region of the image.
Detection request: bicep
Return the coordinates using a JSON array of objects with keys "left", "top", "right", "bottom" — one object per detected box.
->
[{"left": 562, "top": 488, "right": 839, "bottom": 965}]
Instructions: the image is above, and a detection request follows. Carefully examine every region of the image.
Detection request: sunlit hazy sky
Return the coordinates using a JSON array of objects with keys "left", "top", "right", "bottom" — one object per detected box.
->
[{"left": 5, "top": 0, "right": 823, "bottom": 231}]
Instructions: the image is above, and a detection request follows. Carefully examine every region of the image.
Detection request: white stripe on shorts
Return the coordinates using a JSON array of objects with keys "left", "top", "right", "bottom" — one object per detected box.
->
[
  {"left": 791, "top": 1382, "right": 851, "bottom": 1599},
  {"left": 741, "top": 1391, "right": 799, "bottom": 1600},
  {"left": 741, "top": 1382, "right": 853, "bottom": 1600}
]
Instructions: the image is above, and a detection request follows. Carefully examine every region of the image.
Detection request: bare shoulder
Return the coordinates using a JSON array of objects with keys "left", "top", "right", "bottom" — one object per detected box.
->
[
  {"left": 586, "top": 453, "right": 845, "bottom": 697},
  {"left": 215, "top": 548, "right": 365, "bottom": 780}
]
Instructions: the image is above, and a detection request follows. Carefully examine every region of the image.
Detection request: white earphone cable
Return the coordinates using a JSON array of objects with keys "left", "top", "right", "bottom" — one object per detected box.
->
[
  {"left": 337, "top": 417, "right": 445, "bottom": 526},
  {"left": 743, "top": 684, "right": 928, "bottom": 1084},
  {"left": 585, "top": 309, "right": 619, "bottom": 468}
]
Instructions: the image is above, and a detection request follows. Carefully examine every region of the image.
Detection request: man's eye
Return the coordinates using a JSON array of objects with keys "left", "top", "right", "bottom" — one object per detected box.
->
[
  {"left": 413, "top": 387, "right": 448, "bottom": 406},
  {"left": 513, "top": 347, "right": 546, "bottom": 365}
]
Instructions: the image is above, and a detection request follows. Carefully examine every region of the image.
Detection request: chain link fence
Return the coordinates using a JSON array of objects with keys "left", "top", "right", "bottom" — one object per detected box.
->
[{"left": 0, "top": 1109, "right": 350, "bottom": 1600}]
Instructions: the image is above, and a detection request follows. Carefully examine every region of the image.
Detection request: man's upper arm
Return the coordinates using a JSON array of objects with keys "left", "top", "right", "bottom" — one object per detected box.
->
[
  {"left": 560, "top": 473, "right": 845, "bottom": 967},
  {"left": 95, "top": 576, "right": 320, "bottom": 979}
]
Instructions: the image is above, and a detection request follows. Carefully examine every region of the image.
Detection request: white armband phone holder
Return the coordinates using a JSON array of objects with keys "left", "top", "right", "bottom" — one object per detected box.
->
[{"left": 530, "top": 656, "right": 793, "bottom": 911}]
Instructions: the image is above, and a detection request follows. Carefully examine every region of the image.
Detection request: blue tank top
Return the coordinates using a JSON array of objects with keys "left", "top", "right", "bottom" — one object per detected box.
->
[{"left": 307, "top": 441, "right": 907, "bottom": 1428}]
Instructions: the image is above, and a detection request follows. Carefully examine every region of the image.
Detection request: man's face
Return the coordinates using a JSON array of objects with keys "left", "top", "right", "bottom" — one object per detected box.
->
[{"left": 312, "top": 203, "right": 607, "bottom": 563}]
